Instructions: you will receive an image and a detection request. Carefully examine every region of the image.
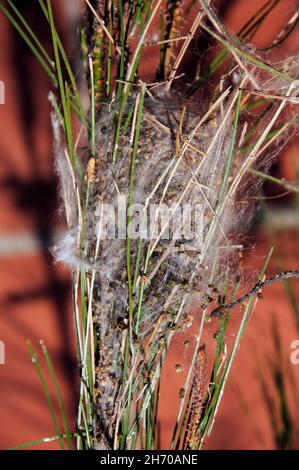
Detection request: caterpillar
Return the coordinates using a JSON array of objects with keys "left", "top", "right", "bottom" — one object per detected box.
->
[{"left": 210, "top": 270, "right": 299, "bottom": 317}]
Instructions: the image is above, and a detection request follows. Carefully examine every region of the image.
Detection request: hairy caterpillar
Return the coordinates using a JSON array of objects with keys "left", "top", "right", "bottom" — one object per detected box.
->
[{"left": 210, "top": 270, "right": 299, "bottom": 317}]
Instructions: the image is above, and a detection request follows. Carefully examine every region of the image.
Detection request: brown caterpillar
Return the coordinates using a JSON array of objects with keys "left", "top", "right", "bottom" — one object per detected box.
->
[{"left": 210, "top": 270, "right": 299, "bottom": 317}]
